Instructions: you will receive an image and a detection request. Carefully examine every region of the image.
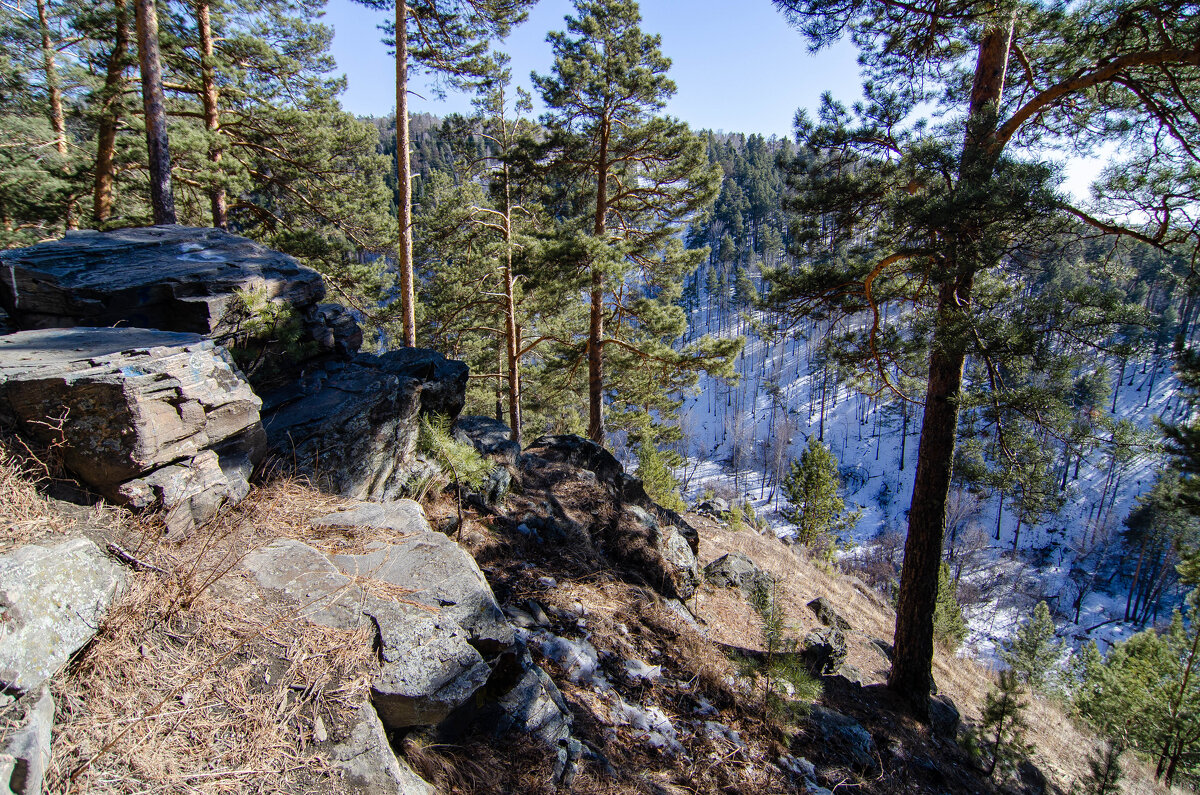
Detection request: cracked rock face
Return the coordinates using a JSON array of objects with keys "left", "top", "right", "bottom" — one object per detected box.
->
[
  {"left": 259, "top": 350, "right": 469, "bottom": 501},
  {"left": 0, "top": 538, "right": 125, "bottom": 694},
  {"left": 327, "top": 705, "right": 435, "bottom": 795},
  {"left": 0, "top": 327, "right": 264, "bottom": 534}
]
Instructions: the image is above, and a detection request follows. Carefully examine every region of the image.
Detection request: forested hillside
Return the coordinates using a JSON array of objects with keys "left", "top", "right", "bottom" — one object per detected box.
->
[{"left": 4, "top": 0, "right": 1200, "bottom": 789}]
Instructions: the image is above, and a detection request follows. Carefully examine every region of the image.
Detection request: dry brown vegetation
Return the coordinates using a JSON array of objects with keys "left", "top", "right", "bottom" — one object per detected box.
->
[{"left": 0, "top": 436, "right": 1184, "bottom": 794}]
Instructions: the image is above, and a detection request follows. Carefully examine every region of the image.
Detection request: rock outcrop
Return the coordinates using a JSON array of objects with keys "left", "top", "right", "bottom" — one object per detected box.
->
[
  {"left": 260, "top": 350, "right": 468, "bottom": 500},
  {"left": 519, "top": 434, "right": 702, "bottom": 600},
  {"left": 0, "top": 226, "right": 331, "bottom": 340},
  {"left": 0, "top": 327, "right": 264, "bottom": 533},
  {"left": 328, "top": 706, "right": 436, "bottom": 795},
  {"left": 0, "top": 537, "right": 125, "bottom": 694}
]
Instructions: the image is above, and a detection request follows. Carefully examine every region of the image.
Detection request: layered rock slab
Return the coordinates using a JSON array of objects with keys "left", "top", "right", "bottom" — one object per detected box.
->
[
  {"left": 0, "top": 226, "right": 322, "bottom": 335},
  {"left": 0, "top": 327, "right": 263, "bottom": 532}
]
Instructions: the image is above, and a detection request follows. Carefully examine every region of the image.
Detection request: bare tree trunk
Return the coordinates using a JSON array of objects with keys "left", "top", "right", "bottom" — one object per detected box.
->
[
  {"left": 887, "top": 13, "right": 1013, "bottom": 719},
  {"left": 196, "top": 0, "right": 227, "bottom": 228},
  {"left": 94, "top": 0, "right": 130, "bottom": 224},
  {"left": 135, "top": 0, "right": 176, "bottom": 224},
  {"left": 502, "top": 163, "right": 522, "bottom": 444},
  {"left": 587, "top": 119, "right": 610, "bottom": 443},
  {"left": 37, "top": 0, "right": 77, "bottom": 229},
  {"left": 395, "top": 0, "right": 416, "bottom": 346}
]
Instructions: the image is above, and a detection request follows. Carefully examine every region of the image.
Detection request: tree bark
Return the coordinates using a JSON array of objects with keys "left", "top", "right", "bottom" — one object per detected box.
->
[
  {"left": 395, "top": 0, "right": 416, "bottom": 347},
  {"left": 196, "top": 0, "right": 227, "bottom": 229},
  {"left": 501, "top": 161, "right": 521, "bottom": 443},
  {"left": 587, "top": 118, "right": 610, "bottom": 443},
  {"left": 38, "top": 0, "right": 77, "bottom": 229},
  {"left": 134, "top": 0, "right": 177, "bottom": 224},
  {"left": 94, "top": 0, "right": 130, "bottom": 224},
  {"left": 887, "top": 12, "right": 1014, "bottom": 719}
]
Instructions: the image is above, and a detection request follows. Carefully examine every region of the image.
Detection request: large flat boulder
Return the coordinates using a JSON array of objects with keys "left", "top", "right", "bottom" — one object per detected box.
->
[
  {"left": 0, "top": 226, "right": 323, "bottom": 335},
  {"left": 0, "top": 327, "right": 264, "bottom": 532},
  {"left": 0, "top": 538, "right": 125, "bottom": 694},
  {"left": 261, "top": 350, "right": 468, "bottom": 501},
  {"left": 236, "top": 519, "right": 513, "bottom": 730},
  {"left": 321, "top": 502, "right": 513, "bottom": 651}
]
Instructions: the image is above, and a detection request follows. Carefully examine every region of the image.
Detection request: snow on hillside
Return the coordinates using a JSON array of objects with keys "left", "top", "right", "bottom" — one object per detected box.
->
[{"left": 671, "top": 276, "right": 1186, "bottom": 657}]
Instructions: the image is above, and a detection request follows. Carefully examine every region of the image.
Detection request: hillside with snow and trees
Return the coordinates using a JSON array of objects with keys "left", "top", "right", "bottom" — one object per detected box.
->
[{"left": 2, "top": 0, "right": 1200, "bottom": 792}]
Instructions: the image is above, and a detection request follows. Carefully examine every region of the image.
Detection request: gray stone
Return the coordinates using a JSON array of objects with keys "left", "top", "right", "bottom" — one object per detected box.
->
[
  {"left": 0, "top": 327, "right": 263, "bottom": 530},
  {"left": 312, "top": 500, "right": 432, "bottom": 536},
  {"left": 696, "top": 497, "right": 730, "bottom": 515},
  {"left": 370, "top": 601, "right": 493, "bottom": 729},
  {"left": 807, "top": 597, "right": 852, "bottom": 630},
  {"left": 837, "top": 664, "right": 865, "bottom": 687},
  {"left": 0, "top": 686, "right": 53, "bottom": 795},
  {"left": 327, "top": 705, "right": 436, "bottom": 795},
  {"left": 929, "top": 694, "right": 960, "bottom": 740},
  {"left": 621, "top": 505, "right": 701, "bottom": 600},
  {"left": 869, "top": 638, "right": 894, "bottom": 662},
  {"left": 238, "top": 536, "right": 498, "bottom": 730},
  {"left": 495, "top": 657, "right": 573, "bottom": 745},
  {"left": 0, "top": 538, "right": 125, "bottom": 693},
  {"left": 808, "top": 706, "right": 876, "bottom": 771},
  {"left": 523, "top": 435, "right": 624, "bottom": 491},
  {"left": 453, "top": 415, "right": 521, "bottom": 465},
  {"left": 703, "top": 553, "right": 770, "bottom": 597},
  {"left": 260, "top": 350, "right": 467, "bottom": 501},
  {"left": 328, "top": 528, "right": 514, "bottom": 651},
  {"left": 0, "top": 226, "right": 324, "bottom": 336},
  {"left": 306, "top": 303, "right": 363, "bottom": 358},
  {"left": 801, "top": 627, "right": 847, "bottom": 676}
]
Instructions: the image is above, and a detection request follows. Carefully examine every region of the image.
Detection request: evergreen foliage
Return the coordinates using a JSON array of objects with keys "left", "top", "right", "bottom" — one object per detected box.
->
[
  {"left": 932, "top": 561, "right": 968, "bottom": 651},
  {"left": 781, "top": 436, "right": 861, "bottom": 546},
  {"left": 1074, "top": 741, "right": 1124, "bottom": 795},
  {"left": 1001, "top": 601, "right": 1062, "bottom": 691},
  {"left": 770, "top": 0, "right": 1200, "bottom": 716},
  {"left": 1076, "top": 607, "right": 1200, "bottom": 787},
  {"left": 530, "top": 0, "right": 739, "bottom": 444},
  {"left": 976, "top": 669, "right": 1033, "bottom": 781},
  {"left": 417, "top": 413, "right": 494, "bottom": 491}
]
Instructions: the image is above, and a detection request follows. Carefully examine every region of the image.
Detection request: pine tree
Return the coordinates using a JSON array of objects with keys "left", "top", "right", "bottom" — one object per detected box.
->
[
  {"left": 933, "top": 561, "right": 968, "bottom": 651},
  {"left": 771, "top": 0, "right": 1200, "bottom": 719},
  {"left": 781, "top": 436, "right": 861, "bottom": 547},
  {"left": 1001, "top": 601, "right": 1061, "bottom": 691},
  {"left": 347, "top": 0, "right": 536, "bottom": 348},
  {"left": 1075, "top": 741, "right": 1124, "bottom": 795},
  {"left": 531, "top": 0, "right": 737, "bottom": 444},
  {"left": 979, "top": 669, "right": 1033, "bottom": 780}
]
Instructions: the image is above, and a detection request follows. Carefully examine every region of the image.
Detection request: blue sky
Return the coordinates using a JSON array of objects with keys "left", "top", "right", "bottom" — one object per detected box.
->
[
  {"left": 324, "top": 0, "right": 864, "bottom": 138},
  {"left": 323, "top": 0, "right": 1104, "bottom": 196}
]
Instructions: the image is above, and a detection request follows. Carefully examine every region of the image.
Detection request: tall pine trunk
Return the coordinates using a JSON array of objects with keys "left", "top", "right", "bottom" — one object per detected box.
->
[
  {"left": 395, "top": 0, "right": 416, "bottom": 347},
  {"left": 196, "top": 0, "right": 227, "bottom": 228},
  {"left": 887, "top": 13, "right": 1013, "bottom": 718},
  {"left": 587, "top": 119, "right": 610, "bottom": 442},
  {"left": 501, "top": 162, "right": 522, "bottom": 443},
  {"left": 94, "top": 0, "right": 130, "bottom": 224},
  {"left": 38, "top": 0, "right": 76, "bottom": 229},
  {"left": 135, "top": 0, "right": 176, "bottom": 224}
]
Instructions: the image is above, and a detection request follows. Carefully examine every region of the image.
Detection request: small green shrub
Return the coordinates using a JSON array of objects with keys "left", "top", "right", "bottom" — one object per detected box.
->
[{"left": 417, "top": 414, "right": 494, "bottom": 491}]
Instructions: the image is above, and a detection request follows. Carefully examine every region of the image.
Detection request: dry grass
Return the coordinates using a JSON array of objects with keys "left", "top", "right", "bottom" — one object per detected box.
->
[
  {"left": 46, "top": 572, "right": 375, "bottom": 794},
  {"left": 0, "top": 468, "right": 387, "bottom": 795},
  {"left": 0, "top": 436, "right": 75, "bottom": 553}
]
